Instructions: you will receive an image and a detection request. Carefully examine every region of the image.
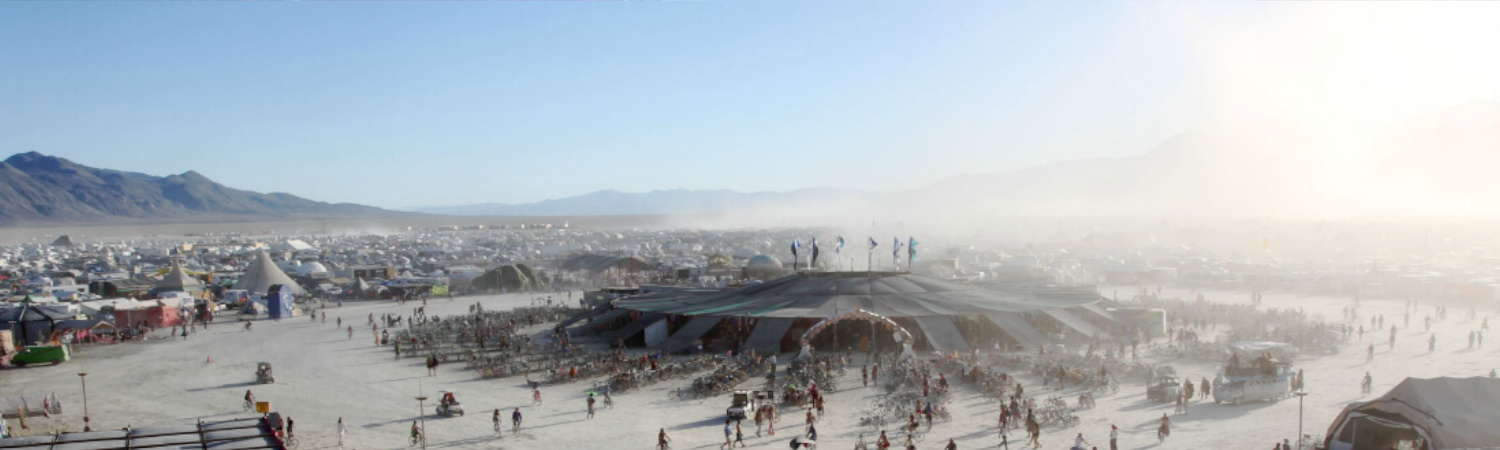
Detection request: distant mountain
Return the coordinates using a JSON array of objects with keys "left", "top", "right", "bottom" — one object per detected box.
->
[
  {"left": 419, "top": 101, "right": 1500, "bottom": 219},
  {"left": 416, "top": 187, "right": 870, "bottom": 216},
  {"left": 0, "top": 152, "right": 394, "bottom": 226}
]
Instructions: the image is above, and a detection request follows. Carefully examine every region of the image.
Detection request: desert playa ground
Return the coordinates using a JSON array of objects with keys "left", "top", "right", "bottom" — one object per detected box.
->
[{"left": 3, "top": 289, "right": 1495, "bottom": 450}]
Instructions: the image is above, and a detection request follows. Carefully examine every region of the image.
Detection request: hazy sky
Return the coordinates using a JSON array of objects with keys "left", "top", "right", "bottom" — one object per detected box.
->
[{"left": 1, "top": 2, "right": 1496, "bottom": 209}]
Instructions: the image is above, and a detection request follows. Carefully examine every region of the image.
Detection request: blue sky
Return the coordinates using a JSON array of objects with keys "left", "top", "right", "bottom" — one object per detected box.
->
[{"left": 2, "top": 2, "right": 1494, "bottom": 209}]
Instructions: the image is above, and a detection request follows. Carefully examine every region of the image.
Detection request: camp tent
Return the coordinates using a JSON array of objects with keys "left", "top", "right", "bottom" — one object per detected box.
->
[
  {"left": 152, "top": 261, "right": 205, "bottom": 294},
  {"left": 1324, "top": 376, "right": 1500, "bottom": 450},
  {"left": 0, "top": 302, "right": 75, "bottom": 346},
  {"left": 471, "top": 265, "right": 541, "bottom": 292},
  {"left": 233, "top": 250, "right": 305, "bottom": 296}
]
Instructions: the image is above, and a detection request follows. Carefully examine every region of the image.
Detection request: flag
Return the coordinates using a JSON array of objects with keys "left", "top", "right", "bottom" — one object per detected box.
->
[
  {"left": 908, "top": 237, "right": 918, "bottom": 267},
  {"left": 892, "top": 237, "right": 904, "bottom": 268},
  {"left": 868, "top": 237, "right": 878, "bottom": 250},
  {"left": 791, "top": 239, "right": 801, "bottom": 271},
  {"left": 836, "top": 236, "right": 845, "bottom": 254},
  {"left": 811, "top": 238, "right": 820, "bottom": 268}
]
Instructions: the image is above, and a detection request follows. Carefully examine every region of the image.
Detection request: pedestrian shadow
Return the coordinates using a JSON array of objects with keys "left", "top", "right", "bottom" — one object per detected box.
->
[
  {"left": 1452, "top": 348, "right": 1477, "bottom": 354},
  {"left": 359, "top": 415, "right": 423, "bottom": 428},
  {"left": 186, "top": 381, "right": 257, "bottom": 392},
  {"left": 669, "top": 416, "right": 729, "bottom": 431},
  {"left": 1118, "top": 400, "right": 1171, "bottom": 412}
]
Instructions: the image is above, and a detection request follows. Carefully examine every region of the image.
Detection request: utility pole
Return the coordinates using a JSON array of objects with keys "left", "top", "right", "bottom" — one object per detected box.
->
[
  {"left": 78, "top": 373, "right": 90, "bottom": 432},
  {"left": 1295, "top": 391, "right": 1307, "bottom": 449},
  {"left": 415, "top": 396, "right": 428, "bottom": 450}
]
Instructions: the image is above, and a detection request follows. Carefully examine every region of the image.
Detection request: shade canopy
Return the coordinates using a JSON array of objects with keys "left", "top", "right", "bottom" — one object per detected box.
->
[{"left": 613, "top": 272, "right": 1102, "bottom": 318}]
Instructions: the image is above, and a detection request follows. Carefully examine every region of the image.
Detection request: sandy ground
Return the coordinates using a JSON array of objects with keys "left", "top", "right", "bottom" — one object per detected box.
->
[{"left": 3, "top": 289, "right": 1496, "bottom": 450}]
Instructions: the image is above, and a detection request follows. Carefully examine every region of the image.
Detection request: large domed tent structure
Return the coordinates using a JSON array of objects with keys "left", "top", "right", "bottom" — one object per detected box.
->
[
  {"left": 471, "top": 264, "right": 543, "bottom": 292},
  {"left": 575, "top": 271, "right": 1122, "bottom": 355},
  {"left": 233, "top": 250, "right": 306, "bottom": 296}
]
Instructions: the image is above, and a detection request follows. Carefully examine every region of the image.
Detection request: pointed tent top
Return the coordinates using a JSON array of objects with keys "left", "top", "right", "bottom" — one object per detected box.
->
[
  {"left": 232, "top": 250, "right": 305, "bottom": 296},
  {"left": 50, "top": 235, "right": 75, "bottom": 247},
  {"left": 155, "top": 260, "right": 204, "bottom": 291}
]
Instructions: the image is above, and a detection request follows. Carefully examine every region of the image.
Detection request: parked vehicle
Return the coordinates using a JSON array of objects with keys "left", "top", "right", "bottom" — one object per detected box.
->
[
  {"left": 11, "top": 344, "right": 70, "bottom": 367},
  {"left": 727, "top": 390, "right": 757, "bottom": 420}
]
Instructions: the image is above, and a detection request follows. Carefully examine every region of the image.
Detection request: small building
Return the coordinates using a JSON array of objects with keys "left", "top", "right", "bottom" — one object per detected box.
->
[{"left": 114, "top": 300, "right": 183, "bottom": 329}]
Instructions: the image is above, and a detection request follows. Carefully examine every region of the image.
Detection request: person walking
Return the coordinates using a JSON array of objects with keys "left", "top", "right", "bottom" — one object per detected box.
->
[
  {"left": 721, "top": 419, "right": 734, "bottom": 450},
  {"left": 587, "top": 393, "right": 597, "bottom": 419},
  {"left": 658, "top": 428, "right": 671, "bottom": 450},
  {"left": 511, "top": 408, "right": 523, "bottom": 434},
  {"left": 863, "top": 366, "right": 869, "bottom": 387},
  {"left": 338, "top": 417, "right": 346, "bottom": 448},
  {"left": 1361, "top": 372, "right": 1373, "bottom": 395},
  {"left": 533, "top": 385, "right": 543, "bottom": 405},
  {"left": 1109, "top": 425, "right": 1117, "bottom": 450},
  {"left": 754, "top": 407, "right": 765, "bottom": 437},
  {"left": 733, "top": 420, "right": 746, "bottom": 447},
  {"left": 1430, "top": 333, "right": 1437, "bottom": 352}
]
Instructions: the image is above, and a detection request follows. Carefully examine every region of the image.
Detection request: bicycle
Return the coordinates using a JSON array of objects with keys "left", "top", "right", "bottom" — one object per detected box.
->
[
  {"left": 409, "top": 432, "right": 425, "bottom": 448},
  {"left": 285, "top": 434, "right": 299, "bottom": 449},
  {"left": 494, "top": 420, "right": 503, "bottom": 437},
  {"left": 243, "top": 399, "right": 254, "bottom": 412}
]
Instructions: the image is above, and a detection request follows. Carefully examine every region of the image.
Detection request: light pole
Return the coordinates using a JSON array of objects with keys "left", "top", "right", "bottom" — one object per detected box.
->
[
  {"left": 1295, "top": 391, "right": 1308, "bottom": 449},
  {"left": 415, "top": 396, "right": 428, "bottom": 450},
  {"left": 77, "top": 373, "right": 90, "bottom": 432}
]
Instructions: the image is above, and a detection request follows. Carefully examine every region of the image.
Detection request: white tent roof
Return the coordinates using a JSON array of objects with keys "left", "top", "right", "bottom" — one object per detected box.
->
[
  {"left": 1327, "top": 376, "right": 1500, "bottom": 449},
  {"left": 232, "top": 250, "right": 305, "bottom": 296}
]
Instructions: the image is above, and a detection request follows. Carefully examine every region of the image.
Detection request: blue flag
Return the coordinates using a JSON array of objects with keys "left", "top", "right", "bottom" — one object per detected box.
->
[
  {"left": 836, "top": 236, "right": 845, "bottom": 253},
  {"left": 868, "top": 237, "right": 878, "bottom": 250},
  {"left": 791, "top": 239, "right": 801, "bottom": 271}
]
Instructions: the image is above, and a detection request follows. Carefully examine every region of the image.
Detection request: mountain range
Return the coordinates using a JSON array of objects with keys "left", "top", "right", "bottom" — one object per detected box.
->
[
  {"left": 5, "top": 101, "right": 1495, "bottom": 226},
  {"left": 0, "top": 152, "right": 390, "bottom": 226},
  {"left": 419, "top": 101, "right": 1500, "bottom": 219}
]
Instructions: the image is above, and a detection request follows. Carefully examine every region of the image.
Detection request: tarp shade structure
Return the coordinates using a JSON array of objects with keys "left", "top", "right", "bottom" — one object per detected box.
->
[
  {"left": 659, "top": 316, "right": 722, "bottom": 353},
  {"left": 1078, "top": 303, "right": 1117, "bottom": 323},
  {"left": 980, "top": 312, "right": 1048, "bottom": 348},
  {"left": 600, "top": 313, "right": 665, "bottom": 343},
  {"left": 1042, "top": 309, "right": 1111, "bottom": 340},
  {"left": 614, "top": 272, "right": 1104, "bottom": 319},
  {"left": 570, "top": 308, "right": 629, "bottom": 337},
  {"left": 557, "top": 303, "right": 614, "bottom": 330},
  {"left": 1325, "top": 377, "right": 1500, "bottom": 449},
  {"left": 913, "top": 316, "right": 970, "bottom": 352},
  {"left": 0, "top": 416, "right": 284, "bottom": 449},
  {"left": 742, "top": 318, "right": 796, "bottom": 354},
  {"left": 0, "top": 304, "right": 73, "bottom": 346},
  {"left": 559, "top": 255, "right": 656, "bottom": 274},
  {"left": 233, "top": 250, "right": 305, "bottom": 296}
]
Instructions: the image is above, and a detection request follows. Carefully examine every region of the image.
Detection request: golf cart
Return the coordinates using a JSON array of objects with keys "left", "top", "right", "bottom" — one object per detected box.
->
[
  {"left": 256, "top": 362, "right": 275, "bottom": 384},
  {"left": 436, "top": 390, "right": 465, "bottom": 417}
]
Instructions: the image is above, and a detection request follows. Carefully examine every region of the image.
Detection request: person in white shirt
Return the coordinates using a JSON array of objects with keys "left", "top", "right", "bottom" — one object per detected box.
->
[{"left": 1109, "top": 425, "right": 1118, "bottom": 450}]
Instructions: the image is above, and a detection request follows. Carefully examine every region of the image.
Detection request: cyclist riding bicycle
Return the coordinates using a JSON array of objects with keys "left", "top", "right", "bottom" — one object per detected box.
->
[
  {"left": 493, "top": 409, "right": 502, "bottom": 435},
  {"left": 411, "top": 420, "right": 422, "bottom": 442}
]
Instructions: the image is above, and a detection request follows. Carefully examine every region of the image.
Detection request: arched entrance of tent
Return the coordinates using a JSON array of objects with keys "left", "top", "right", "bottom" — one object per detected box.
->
[{"left": 799, "top": 308, "right": 915, "bottom": 357}]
